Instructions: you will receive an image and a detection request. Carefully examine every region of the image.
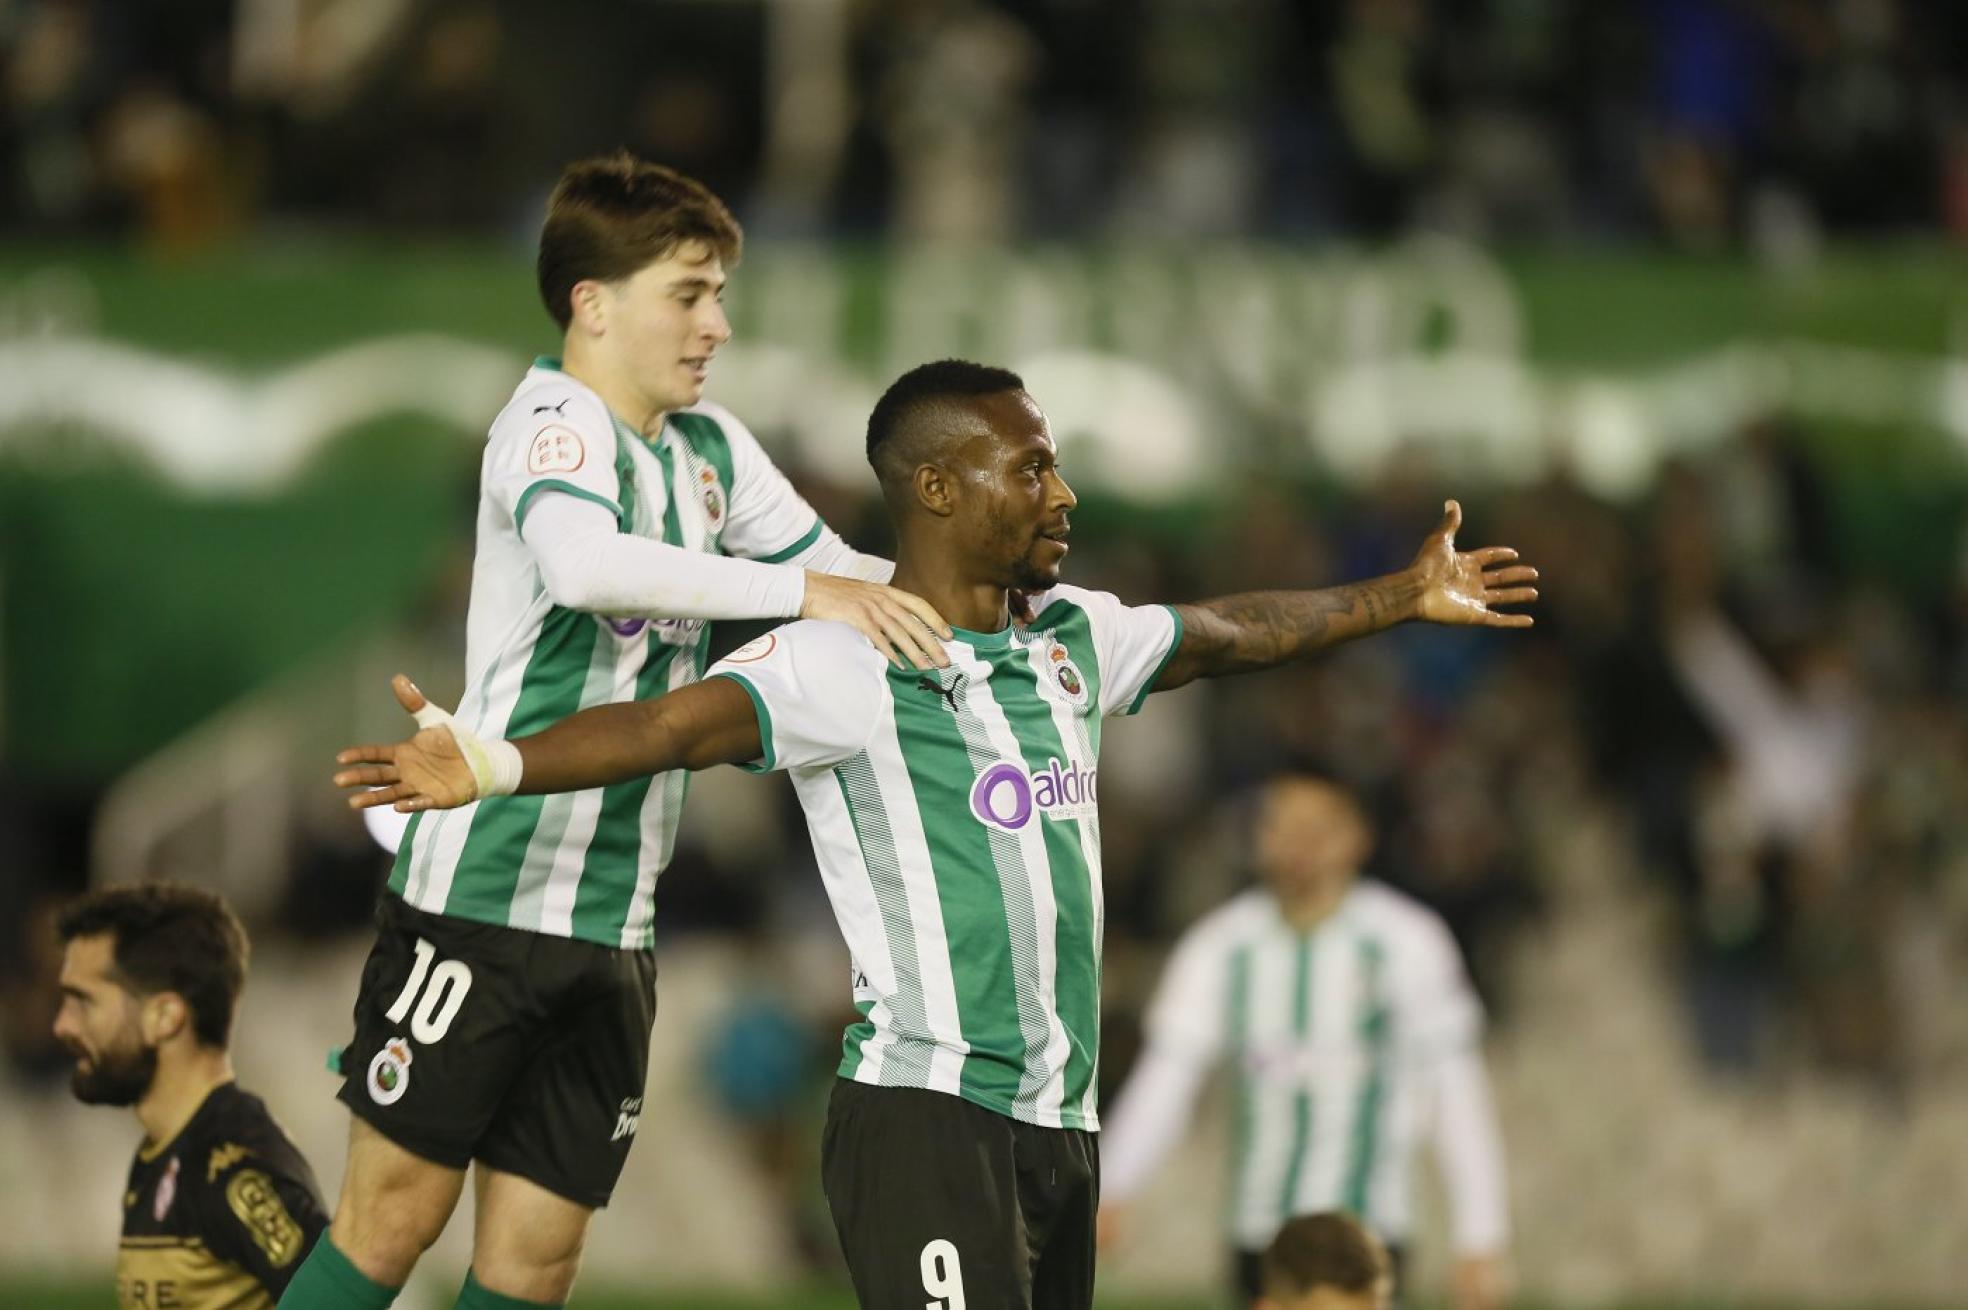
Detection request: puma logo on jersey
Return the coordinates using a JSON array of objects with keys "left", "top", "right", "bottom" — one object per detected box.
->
[
  {"left": 531, "top": 399, "right": 569, "bottom": 416},
  {"left": 915, "top": 675, "right": 965, "bottom": 712}
]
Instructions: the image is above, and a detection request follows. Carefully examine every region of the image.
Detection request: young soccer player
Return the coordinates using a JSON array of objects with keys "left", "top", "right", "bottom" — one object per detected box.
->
[
  {"left": 282, "top": 155, "right": 952, "bottom": 1310},
  {"left": 54, "top": 884, "right": 327, "bottom": 1308},
  {"left": 334, "top": 360, "right": 1538, "bottom": 1310},
  {"left": 1098, "top": 776, "right": 1510, "bottom": 1310}
]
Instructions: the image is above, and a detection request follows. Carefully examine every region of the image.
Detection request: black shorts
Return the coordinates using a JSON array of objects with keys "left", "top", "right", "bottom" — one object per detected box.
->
[
  {"left": 335, "top": 894, "right": 657, "bottom": 1209},
  {"left": 1233, "top": 1239, "right": 1409, "bottom": 1307},
  {"left": 822, "top": 1079, "right": 1100, "bottom": 1310}
]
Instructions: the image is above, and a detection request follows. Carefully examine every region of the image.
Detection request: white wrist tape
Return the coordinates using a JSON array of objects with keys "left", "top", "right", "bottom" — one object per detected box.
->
[{"left": 411, "top": 700, "right": 524, "bottom": 799}]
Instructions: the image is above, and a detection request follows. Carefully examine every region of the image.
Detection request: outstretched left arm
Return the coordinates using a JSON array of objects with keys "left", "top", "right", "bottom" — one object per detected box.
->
[{"left": 1152, "top": 500, "right": 1537, "bottom": 693}]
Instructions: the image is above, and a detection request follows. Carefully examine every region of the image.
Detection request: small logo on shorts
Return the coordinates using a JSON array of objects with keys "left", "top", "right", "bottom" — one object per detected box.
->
[
  {"left": 611, "top": 1097, "right": 642, "bottom": 1143},
  {"left": 367, "top": 1038, "right": 414, "bottom": 1106}
]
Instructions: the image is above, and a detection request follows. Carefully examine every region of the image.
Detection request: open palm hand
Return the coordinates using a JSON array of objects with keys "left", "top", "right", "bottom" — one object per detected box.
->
[{"left": 1409, "top": 500, "right": 1539, "bottom": 628}]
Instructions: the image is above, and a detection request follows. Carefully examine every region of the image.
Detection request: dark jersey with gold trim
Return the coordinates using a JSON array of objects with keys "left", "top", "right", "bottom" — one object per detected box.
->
[{"left": 117, "top": 1082, "right": 327, "bottom": 1310}]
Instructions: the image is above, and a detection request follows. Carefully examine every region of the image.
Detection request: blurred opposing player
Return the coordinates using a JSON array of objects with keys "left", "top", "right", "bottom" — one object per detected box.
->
[
  {"left": 1098, "top": 777, "right": 1510, "bottom": 1310},
  {"left": 54, "top": 883, "right": 328, "bottom": 1308},
  {"left": 1257, "top": 1212, "right": 1394, "bottom": 1310},
  {"left": 283, "top": 155, "right": 952, "bottom": 1310},
  {"left": 332, "top": 361, "right": 1537, "bottom": 1310}
]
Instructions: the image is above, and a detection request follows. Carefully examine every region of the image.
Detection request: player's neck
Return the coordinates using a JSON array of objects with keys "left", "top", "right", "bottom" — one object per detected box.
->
[
  {"left": 136, "top": 1048, "right": 235, "bottom": 1150},
  {"left": 889, "top": 557, "right": 1009, "bottom": 635},
  {"left": 1277, "top": 879, "right": 1351, "bottom": 933},
  {"left": 558, "top": 345, "right": 666, "bottom": 437}
]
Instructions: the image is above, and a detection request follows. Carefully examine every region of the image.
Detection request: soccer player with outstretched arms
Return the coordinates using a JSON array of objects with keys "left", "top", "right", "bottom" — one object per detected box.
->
[{"left": 335, "top": 360, "right": 1537, "bottom": 1310}]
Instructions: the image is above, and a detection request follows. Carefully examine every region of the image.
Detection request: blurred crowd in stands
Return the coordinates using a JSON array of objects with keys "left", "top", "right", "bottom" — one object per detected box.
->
[{"left": 6, "top": 0, "right": 1968, "bottom": 248}]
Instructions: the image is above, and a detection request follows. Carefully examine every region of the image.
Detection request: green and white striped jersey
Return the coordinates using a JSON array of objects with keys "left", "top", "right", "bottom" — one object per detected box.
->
[
  {"left": 1141, "top": 883, "right": 1484, "bottom": 1248},
  {"left": 706, "top": 586, "right": 1183, "bottom": 1130},
  {"left": 390, "top": 359, "right": 831, "bottom": 948}
]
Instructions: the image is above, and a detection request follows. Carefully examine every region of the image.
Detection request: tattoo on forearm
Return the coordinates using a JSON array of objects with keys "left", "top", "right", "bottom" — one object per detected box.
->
[{"left": 1170, "top": 572, "right": 1421, "bottom": 684}]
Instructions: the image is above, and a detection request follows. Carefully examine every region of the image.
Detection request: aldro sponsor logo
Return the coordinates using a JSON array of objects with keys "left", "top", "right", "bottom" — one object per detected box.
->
[
  {"left": 602, "top": 614, "right": 706, "bottom": 647},
  {"left": 968, "top": 757, "right": 1098, "bottom": 832}
]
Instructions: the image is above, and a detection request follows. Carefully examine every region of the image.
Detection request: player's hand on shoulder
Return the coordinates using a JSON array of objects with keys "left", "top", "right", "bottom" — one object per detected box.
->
[
  {"left": 334, "top": 675, "right": 482, "bottom": 813},
  {"left": 802, "top": 571, "right": 953, "bottom": 670},
  {"left": 1409, "top": 500, "right": 1539, "bottom": 629}
]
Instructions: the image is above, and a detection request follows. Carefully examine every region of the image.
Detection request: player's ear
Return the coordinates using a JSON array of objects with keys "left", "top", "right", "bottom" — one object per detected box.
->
[
  {"left": 914, "top": 464, "right": 956, "bottom": 518},
  {"left": 143, "top": 992, "right": 189, "bottom": 1045},
  {"left": 569, "top": 278, "right": 609, "bottom": 337}
]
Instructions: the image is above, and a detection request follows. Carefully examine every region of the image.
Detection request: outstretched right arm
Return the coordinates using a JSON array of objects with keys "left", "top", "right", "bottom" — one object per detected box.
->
[{"left": 334, "top": 673, "right": 761, "bottom": 812}]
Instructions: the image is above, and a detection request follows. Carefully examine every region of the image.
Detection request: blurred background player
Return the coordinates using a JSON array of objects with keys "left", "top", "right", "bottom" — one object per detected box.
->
[
  {"left": 54, "top": 883, "right": 327, "bottom": 1309},
  {"left": 287, "top": 154, "right": 952, "bottom": 1310},
  {"left": 1257, "top": 1212, "right": 1394, "bottom": 1310},
  {"left": 1098, "top": 775, "right": 1509, "bottom": 1310},
  {"left": 332, "top": 360, "right": 1537, "bottom": 1310}
]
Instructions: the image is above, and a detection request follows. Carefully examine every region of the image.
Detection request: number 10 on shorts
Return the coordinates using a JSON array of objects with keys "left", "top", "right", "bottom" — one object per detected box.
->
[
  {"left": 384, "top": 938, "right": 473, "bottom": 1043},
  {"left": 920, "top": 1238, "right": 965, "bottom": 1310}
]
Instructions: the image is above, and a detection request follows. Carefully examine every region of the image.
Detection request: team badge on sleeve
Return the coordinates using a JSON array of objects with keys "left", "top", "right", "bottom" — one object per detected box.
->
[
  {"left": 722, "top": 632, "right": 778, "bottom": 664},
  {"left": 526, "top": 424, "right": 586, "bottom": 475},
  {"left": 226, "top": 1169, "right": 307, "bottom": 1266}
]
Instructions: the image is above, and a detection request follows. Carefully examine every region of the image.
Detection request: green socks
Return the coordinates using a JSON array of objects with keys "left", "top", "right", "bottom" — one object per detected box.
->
[
  {"left": 454, "top": 1269, "right": 564, "bottom": 1310},
  {"left": 276, "top": 1234, "right": 562, "bottom": 1309},
  {"left": 278, "top": 1233, "right": 400, "bottom": 1309}
]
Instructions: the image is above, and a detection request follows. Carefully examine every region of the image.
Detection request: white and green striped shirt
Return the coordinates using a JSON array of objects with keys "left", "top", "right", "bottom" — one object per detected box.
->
[
  {"left": 707, "top": 586, "right": 1183, "bottom": 1130},
  {"left": 390, "top": 360, "right": 833, "bottom": 948},
  {"left": 1103, "top": 882, "right": 1493, "bottom": 1249}
]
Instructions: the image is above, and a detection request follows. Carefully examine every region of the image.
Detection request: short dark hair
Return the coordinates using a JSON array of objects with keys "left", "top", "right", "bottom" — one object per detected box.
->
[
  {"left": 1261, "top": 1212, "right": 1391, "bottom": 1298},
  {"left": 57, "top": 883, "right": 250, "bottom": 1049},
  {"left": 537, "top": 151, "right": 743, "bottom": 331},
  {"left": 865, "top": 359, "right": 1026, "bottom": 486}
]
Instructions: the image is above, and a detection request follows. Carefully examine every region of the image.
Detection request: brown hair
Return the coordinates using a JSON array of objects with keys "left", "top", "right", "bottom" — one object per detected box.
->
[
  {"left": 1261, "top": 1212, "right": 1392, "bottom": 1298},
  {"left": 57, "top": 883, "right": 249, "bottom": 1049},
  {"left": 536, "top": 151, "right": 743, "bottom": 331}
]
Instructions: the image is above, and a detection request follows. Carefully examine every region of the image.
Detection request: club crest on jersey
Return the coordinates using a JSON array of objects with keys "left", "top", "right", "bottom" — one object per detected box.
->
[
  {"left": 153, "top": 1155, "right": 180, "bottom": 1221},
  {"left": 367, "top": 1038, "right": 413, "bottom": 1106},
  {"left": 697, "top": 467, "right": 725, "bottom": 527},
  {"left": 969, "top": 757, "right": 1099, "bottom": 832},
  {"left": 1040, "top": 638, "right": 1089, "bottom": 708},
  {"left": 526, "top": 424, "right": 586, "bottom": 475}
]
